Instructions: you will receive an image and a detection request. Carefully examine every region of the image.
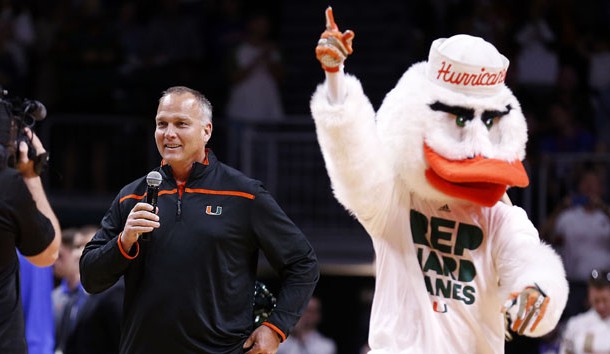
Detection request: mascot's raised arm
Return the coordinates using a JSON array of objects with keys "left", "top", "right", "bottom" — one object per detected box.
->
[{"left": 310, "top": 7, "right": 568, "bottom": 354}]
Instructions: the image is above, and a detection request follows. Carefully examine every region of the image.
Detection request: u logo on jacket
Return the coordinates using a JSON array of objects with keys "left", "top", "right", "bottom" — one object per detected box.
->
[{"left": 206, "top": 206, "right": 222, "bottom": 215}]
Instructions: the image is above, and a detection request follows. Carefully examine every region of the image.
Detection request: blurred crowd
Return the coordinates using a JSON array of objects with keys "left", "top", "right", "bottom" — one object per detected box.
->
[
  {"left": 0, "top": 0, "right": 606, "bottom": 150},
  {"left": 0, "top": 0, "right": 284, "bottom": 118},
  {"left": 0, "top": 0, "right": 608, "bottom": 190}
]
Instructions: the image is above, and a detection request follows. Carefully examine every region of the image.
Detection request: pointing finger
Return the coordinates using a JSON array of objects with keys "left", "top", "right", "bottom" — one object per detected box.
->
[{"left": 325, "top": 6, "right": 338, "bottom": 31}]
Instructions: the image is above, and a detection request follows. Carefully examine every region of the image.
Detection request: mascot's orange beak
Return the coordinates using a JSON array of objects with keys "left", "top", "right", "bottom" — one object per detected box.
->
[{"left": 423, "top": 144, "right": 529, "bottom": 207}]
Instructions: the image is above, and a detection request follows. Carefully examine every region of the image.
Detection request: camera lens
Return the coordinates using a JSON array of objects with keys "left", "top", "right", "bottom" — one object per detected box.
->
[{"left": 21, "top": 115, "right": 35, "bottom": 127}]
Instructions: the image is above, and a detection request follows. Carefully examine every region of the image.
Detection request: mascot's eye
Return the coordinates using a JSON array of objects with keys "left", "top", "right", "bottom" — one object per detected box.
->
[
  {"left": 456, "top": 115, "right": 467, "bottom": 127},
  {"left": 483, "top": 117, "right": 495, "bottom": 129}
]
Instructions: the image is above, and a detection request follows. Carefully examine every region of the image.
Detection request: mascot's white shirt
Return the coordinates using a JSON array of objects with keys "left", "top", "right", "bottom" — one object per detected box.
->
[{"left": 367, "top": 193, "right": 539, "bottom": 354}]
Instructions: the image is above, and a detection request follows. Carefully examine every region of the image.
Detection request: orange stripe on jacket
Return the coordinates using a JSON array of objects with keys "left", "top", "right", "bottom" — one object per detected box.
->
[
  {"left": 185, "top": 188, "right": 255, "bottom": 200},
  {"left": 120, "top": 188, "right": 254, "bottom": 203},
  {"left": 120, "top": 189, "right": 178, "bottom": 202},
  {"left": 159, "top": 189, "right": 177, "bottom": 196},
  {"left": 119, "top": 193, "right": 146, "bottom": 203}
]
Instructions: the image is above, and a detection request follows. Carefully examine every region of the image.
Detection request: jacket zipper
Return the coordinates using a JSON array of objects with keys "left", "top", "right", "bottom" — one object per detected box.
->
[{"left": 177, "top": 181, "right": 185, "bottom": 219}]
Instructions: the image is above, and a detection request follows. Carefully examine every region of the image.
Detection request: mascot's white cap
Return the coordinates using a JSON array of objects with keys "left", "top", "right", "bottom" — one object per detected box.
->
[{"left": 426, "top": 34, "right": 509, "bottom": 97}]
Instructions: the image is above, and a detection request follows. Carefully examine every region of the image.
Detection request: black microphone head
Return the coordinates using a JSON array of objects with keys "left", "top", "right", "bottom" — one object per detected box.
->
[{"left": 146, "top": 171, "right": 162, "bottom": 187}]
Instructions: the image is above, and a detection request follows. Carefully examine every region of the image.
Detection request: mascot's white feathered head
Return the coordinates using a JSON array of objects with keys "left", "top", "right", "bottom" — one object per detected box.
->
[{"left": 376, "top": 34, "right": 529, "bottom": 207}]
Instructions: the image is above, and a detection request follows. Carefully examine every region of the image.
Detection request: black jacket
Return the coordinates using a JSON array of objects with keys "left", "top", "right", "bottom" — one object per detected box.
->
[{"left": 80, "top": 151, "right": 319, "bottom": 354}]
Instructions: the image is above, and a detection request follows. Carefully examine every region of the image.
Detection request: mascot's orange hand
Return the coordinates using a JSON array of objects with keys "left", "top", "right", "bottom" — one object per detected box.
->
[
  {"left": 315, "top": 7, "right": 355, "bottom": 73},
  {"left": 501, "top": 284, "right": 549, "bottom": 335}
]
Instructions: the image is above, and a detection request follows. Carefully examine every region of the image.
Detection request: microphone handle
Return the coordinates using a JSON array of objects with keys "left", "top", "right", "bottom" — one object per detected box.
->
[
  {"left": 142, "top": 186, "right": 159, "bottom": 241},
  {"left": 146, "top": 186, "right": 159, "bottom": 207}
]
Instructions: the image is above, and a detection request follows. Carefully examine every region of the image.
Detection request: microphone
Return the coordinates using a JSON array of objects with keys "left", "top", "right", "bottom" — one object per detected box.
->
[
  {"left": 145, "top": 171, "right": 162, "bottom": 207},
  {"left": 142, "top": 171, "right": 162, "bottom": 241}
]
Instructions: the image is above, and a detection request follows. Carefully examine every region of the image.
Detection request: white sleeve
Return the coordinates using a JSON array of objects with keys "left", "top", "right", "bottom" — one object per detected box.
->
[
  {"left": 492, "top": 204, "right": 569, "bottom": 337},
  {"left": 310, "top": 74, "right": 395, "bottom": 234}
]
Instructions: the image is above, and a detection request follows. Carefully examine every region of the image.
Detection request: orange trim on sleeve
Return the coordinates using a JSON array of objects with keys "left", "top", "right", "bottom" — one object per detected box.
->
[
  {"left": 185, "top": 188, "right": 255, "bottom": 200},
  {"left": 261, "top": 322, "right": 286, "bottom": 342},
  {"left": 117, "top": 233, "right": 139, "bottom": 260}
]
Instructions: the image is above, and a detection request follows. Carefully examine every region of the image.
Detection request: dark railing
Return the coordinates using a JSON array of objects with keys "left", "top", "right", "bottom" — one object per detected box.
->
[{"left": 225, "top": 118, "right": 374, "bottom": 268}]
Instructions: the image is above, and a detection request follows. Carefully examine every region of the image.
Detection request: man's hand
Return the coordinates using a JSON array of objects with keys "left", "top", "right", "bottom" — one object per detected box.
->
[
  {"left": 120, "top": 202, "right": 160, "bottom": 250},
  {"left": 502, "top": 284, "right": 550, "bottom": 335},
  {"left": 16, "top": 128, "right": 47, "bottom": 178},
  {"left": 243, "top": 325, "right": 281, "bottom": 354},
  {"left": 315, "top": 7, "right": 355, "bottom": 73}
]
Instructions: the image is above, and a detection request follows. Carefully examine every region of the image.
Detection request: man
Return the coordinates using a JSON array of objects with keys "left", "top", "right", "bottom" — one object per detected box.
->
[
  {"left": 544, "top": 168, "right": 610, "bottom": 319},
  {"left": 61, "top": 225, "right": 121, "bottom": 354},
  {"left": 52, "top": 227, "right": 89, "bottom": 353},
  {"left": 0, "top": 129, "right": 61, "bottom": 353},
  {"left": 64, "top": 276, "right": 123, "bottom": 354},
  {"left": 80, "top": 86, "right": 319, "bottom": 354},
  {"left": 559, "top": 269, "right": 610, "bottom": 354}
]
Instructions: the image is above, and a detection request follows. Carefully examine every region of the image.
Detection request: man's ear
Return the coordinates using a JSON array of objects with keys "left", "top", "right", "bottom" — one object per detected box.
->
[{"left": 203, "top": 122, "right": 213, "bottom": 143}]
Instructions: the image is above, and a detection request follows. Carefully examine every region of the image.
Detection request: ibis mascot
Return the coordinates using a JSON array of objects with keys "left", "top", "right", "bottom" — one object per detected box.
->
[{"left": 310, "top": 8, "right": 568, "bottom": 354}]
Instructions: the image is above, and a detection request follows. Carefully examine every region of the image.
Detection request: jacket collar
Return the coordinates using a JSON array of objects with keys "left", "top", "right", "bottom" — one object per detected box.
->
[{"left": 159, "top": 148, "right": 217, "bottom": 183}]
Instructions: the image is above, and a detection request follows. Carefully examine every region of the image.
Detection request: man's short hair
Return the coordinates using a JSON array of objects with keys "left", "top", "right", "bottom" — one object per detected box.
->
[
  {"left": 60, "top": 227, "right": 79, "bottom": 248},
  {"left": 160, "top": 86, "right": 213, "bottom": 123}
]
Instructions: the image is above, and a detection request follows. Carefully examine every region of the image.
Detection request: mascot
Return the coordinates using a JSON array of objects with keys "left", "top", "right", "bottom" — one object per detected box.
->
[{"left": 310, "top": 8, "right": 568, "bottom": 354}]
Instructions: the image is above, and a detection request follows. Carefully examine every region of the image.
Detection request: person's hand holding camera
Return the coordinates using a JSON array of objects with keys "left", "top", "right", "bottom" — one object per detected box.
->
[{"left": 16, "top": 127, "right": 48, "bottom": 178}]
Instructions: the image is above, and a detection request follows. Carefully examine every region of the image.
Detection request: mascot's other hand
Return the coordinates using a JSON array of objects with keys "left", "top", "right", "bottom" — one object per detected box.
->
[
  {"left": 315, "top": 7, "right": 355, "bottom": 73},
  {"left": 502, "top": 284, "right": 549, "bottom": 336}
]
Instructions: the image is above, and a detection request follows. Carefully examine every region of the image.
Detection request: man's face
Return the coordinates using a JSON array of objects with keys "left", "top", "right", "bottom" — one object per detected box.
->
[
  {"left": 589, "top": 286, "right": 610, "bottom": 319},
  {"left": 53, "top": 244, "right": 79, "bottom": 278},
  {"left": 155, "top": 93, "right": 212, "bottom": 168},
  {"left": 53, "top": 230, "right": 93, "bottom": 279},
  {"left": 74, "top": 230, "right": 94, "bottom": 255}
]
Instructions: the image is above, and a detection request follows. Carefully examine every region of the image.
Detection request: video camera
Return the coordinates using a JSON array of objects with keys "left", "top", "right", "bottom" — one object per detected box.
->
[{"left": 0, "top": 87, "right": 48, "bottom": 174}]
